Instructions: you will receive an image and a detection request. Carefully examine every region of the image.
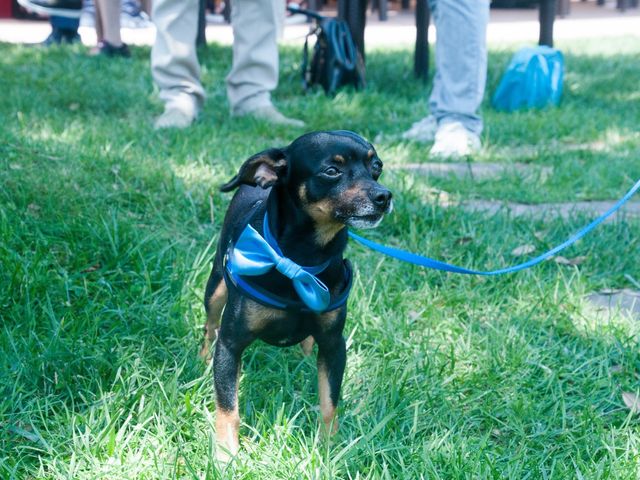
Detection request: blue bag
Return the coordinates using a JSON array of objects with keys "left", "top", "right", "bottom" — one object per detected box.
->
[{"left": 492, "top": 46, "right": 564, "bottom": 112}]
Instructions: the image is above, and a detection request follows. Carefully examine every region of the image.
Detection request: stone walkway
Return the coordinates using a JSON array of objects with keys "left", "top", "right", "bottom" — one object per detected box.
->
[
  {"left": 395, "top": 161, "right": 640, "bottom": 220},
  {"left": 586, "top": 289, "right": 640, "bottom": 320},
  {"left": 459, "top": 199, "right": 640, "bottom": 220},
  {"left": 389, "top": 162, "right": 552, "bottom": 180}
]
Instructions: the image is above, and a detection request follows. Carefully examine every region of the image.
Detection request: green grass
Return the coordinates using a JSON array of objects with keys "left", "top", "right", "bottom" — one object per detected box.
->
[{"left": 1, "top": 35, "right": 640, "bottom": 479}]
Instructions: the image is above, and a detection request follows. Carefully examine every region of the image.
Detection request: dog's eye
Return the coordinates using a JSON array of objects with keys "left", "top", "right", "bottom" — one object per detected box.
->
[
  {"left": 371, "top": 160, "right": 383, "bottom": 176},
  {"left": 322, "top": 166, "right": 341, "bottom": 177}
]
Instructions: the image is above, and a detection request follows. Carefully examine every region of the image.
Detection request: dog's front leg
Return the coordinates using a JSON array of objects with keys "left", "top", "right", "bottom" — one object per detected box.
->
[
  {"left": 200, "top": 268, "right": 228, "bottom": 362},
  {"left": 213, "top": 332, "right": 250, "bottom": 462},
  {"left": 316, "top": 334, "right": 346, "bottom": 434}
]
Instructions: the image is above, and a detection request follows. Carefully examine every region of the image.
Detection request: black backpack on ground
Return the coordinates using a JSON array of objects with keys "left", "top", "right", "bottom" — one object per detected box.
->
[{"left": 288, "top": 5, "right": 366, "bottom": 96}]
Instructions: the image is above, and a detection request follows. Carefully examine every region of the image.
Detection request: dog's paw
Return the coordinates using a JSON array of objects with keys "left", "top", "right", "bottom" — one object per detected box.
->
[
  {"left": 215, "top": 445, "right": 237, "bottom": 464},
  {"left": 300, "top": 336, "right": 315, "bottom": 356},
  {"left": 321, "top": 415, "right": 339, "bottom": 436},
  {"left": 199, "top": 327, "right": 219, "bottom": 363},
  {"left": 198, "top": 343, "right": 212, "bottom": 364},
  {"left": 216, "top": 435, "right": 240, "bottom": 464}
]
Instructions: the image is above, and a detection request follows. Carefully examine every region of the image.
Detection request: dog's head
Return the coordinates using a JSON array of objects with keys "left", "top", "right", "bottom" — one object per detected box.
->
[{"left": 221, "top": 130, "right": 392, "bottom": 239}]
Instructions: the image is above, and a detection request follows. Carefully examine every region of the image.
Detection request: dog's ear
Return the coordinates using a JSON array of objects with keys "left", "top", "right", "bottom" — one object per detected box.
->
[{"left": 220, "top": 148, "right": 288, "bottom": 192}]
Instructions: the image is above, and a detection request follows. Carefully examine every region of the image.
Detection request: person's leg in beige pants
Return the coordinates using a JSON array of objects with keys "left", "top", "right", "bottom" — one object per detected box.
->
[
  {"left": 227, "top": 0, "right": 302, "bottom": 126},
  {"left": 151, "top": 0, "right": 303, "bottom": 129},
  {"left": 151, "top": 0, "right": 205, "bottom": 128},
  {"left": 226, "top": 0, "right": 280, "bottom": 114},
  {"left": 225, "top": 0, "right": 302, "bottom": 126}
]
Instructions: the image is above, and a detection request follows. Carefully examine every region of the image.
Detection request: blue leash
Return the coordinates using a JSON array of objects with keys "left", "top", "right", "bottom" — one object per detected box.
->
[{"left": 349, "top": 178, "right": 640, "bottom": 276}]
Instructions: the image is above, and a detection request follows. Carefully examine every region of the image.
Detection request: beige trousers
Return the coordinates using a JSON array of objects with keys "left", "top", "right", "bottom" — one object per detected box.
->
[{"left": 151, "top": 0, "right": 284, "bottom": 116}]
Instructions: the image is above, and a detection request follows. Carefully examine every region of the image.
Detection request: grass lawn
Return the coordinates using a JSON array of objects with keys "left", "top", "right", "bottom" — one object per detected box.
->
[{"left": 1, "top": 34, "right": 640, "bottom": 479}]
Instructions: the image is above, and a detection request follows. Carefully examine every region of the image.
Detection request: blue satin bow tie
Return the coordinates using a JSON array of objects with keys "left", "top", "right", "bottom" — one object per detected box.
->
[{"left": 227, "top": 214, "right": 331, "bottom": 312}]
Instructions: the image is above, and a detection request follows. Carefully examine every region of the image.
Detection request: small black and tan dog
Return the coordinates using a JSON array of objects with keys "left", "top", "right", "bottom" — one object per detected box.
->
[{"left": 201, "top": 130, "right": 392, "bottom": 460}]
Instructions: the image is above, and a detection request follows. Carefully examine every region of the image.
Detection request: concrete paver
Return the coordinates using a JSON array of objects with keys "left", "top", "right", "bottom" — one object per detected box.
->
[
  {"left": 459, "top": 199, "right": 640, "bottom": 220},
  {"left": 391, "top": 162, "right": 552, "bottom": 180},
  {"left": 586, "top": 289, "right": 640, "bottom": 320}
]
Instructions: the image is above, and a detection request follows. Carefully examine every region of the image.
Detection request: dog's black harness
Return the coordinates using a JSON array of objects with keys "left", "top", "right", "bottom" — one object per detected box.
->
[
  {"left": 224, "top": 258, "right": 353, "bottom": 313},
  {"left": 223, "top": 206, "right": 353, "bottom": 313}
]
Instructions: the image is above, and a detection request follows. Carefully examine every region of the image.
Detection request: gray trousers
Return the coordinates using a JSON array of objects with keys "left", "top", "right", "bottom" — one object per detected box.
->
[
  {"left": 428, "top": 0, "right": 490, "bottom": 135},
  {"left": 151, "top": 0, "right": 284, "bottom": 115}
]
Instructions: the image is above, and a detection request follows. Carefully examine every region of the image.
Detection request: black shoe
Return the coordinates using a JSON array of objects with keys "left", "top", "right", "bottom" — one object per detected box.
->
[
  {"left": 17, "top": 0, "right": 82, "bottom": 18},
  {"left": 60, "top": 28, "right": 81, "bottom": 44},
  {"left": 41, "top": 28, "right": 81, "bottom": 46},
  {"left": 41, "top": 30, "right": 64, "bottom": 46},
  {"left": 98, "top": 41, "right": 131, "bottom": 58}
]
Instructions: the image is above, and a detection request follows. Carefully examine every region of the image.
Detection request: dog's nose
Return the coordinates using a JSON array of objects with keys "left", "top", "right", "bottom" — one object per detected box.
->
[{"left": 370, "top": 188, "right": 392, "bottom": 209}]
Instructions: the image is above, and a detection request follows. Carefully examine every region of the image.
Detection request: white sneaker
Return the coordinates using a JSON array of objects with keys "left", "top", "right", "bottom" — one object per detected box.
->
[
  {"left": 401, "top": 115, "right": 438, "bottom": 142},
  {"left": 154, "top": 107, "right": 196, "bottom": 130},
  {"left": 234, "top": 104, "right": 305, "bottom": 128},
  {"left": 430, "top": 121, "right": 481, "bottom": 158}
]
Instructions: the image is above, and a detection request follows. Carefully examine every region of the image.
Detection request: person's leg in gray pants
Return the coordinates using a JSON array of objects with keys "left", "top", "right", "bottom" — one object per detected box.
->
[{"left": 403, "top": 0, "right": 489, "bottom": 157}]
